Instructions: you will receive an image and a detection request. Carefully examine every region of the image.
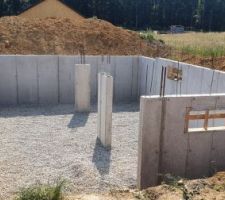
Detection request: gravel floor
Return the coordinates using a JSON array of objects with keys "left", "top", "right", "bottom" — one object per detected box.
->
[{"left": 0, "top": 103, "right": 139, "bottom": 199}]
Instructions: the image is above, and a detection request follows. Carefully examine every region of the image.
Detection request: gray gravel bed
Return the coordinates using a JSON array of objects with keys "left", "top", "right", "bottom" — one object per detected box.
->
[{"left": 0, "top": 103, "right": 139, "bottom": 199}]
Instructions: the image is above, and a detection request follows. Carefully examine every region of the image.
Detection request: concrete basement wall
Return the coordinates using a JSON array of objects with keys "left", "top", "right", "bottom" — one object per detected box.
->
[
  {"left": 0, "top": 56, "right": 17, "bottom": 105},
  {"left": 0, "top": 55, "right": 139, "bottom": 105},
  {"left": 139, "top": 57, "right": 225, "bottom": 96},
  {"left": 1, "top": 55, "right": 225, "bottom": 105},
  {"left": 139, "top": 56, "right": 157, "bottom": 95},
  {"left": 138, "top": 94, "right": 225, "bottom": 189}
]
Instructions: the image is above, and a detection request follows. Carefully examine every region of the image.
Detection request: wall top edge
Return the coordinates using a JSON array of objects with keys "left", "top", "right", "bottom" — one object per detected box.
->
[
  {"left": 0, "top": 54, "right": 142, "bottom": 57},
  {"left": 141, "top": 93, "right": 225, "bottom": 99},
  {"left": 140, "top": 56, "right": 156, "bottom": 60}
]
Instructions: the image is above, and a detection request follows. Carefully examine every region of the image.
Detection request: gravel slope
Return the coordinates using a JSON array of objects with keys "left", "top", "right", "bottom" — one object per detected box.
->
[{"left": 0, "top": 104, "right": 139, "bottom": 199}]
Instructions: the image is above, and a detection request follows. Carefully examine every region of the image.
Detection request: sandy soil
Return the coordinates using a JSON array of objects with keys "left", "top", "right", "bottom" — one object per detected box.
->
[
  {"left": 66, "top": 172, "right": 225, "bottom": 200},
  {"left": 0, "top": 16, "right": 166, "bottom": 57}
]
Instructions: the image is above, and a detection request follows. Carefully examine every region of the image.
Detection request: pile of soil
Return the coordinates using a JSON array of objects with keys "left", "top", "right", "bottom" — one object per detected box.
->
[
  {"left": 0, "top": 16, "right": 167, "bottom": 56},
  {"left": 1, "top": 1, "right": 223, "bottom": 70},
  {"left": 168, "top": 49, "right": 225, "bottom": 70},
  {"left": 67, "top": 172, "right": 225, "bottom": 200}
]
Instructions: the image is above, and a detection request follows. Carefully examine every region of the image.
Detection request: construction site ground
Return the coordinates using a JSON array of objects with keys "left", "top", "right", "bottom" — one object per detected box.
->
[
  {"left": 1, "top": 3, "right": 225, "bottom": 199},
  {"left": 66, "top": 172, "right": 225, "bottom": 200}
]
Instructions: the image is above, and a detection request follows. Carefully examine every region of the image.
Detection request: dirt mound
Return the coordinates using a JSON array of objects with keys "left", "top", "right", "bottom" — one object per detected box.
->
[
  {"left": 168, "top": 49, "right": 225, "bottom": 70},
  {"left": 0, "top": 16, "right": 167, "bottom": 56},
  {"left": 67, "top": 172, "right": 225, "bottom": 200}
]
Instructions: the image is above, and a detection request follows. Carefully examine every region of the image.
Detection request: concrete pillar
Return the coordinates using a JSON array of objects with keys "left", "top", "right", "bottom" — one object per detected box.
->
[
  {"left": 74, "top": 64, "right": 91, "bottom": 112},
  {"left": 137, "top": 96, "right": 162, "bottom": 189},
  {"left": 97, "top": 72, "right": 113, "bottom": 148}
]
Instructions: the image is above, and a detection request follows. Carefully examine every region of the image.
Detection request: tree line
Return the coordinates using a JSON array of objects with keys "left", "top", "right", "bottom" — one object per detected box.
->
[
  {"left": 0, "top": 0, "right": 40, "bottom": 15},
  {"left": 1, "top": 0, "right": 225, "bottom": 31}
]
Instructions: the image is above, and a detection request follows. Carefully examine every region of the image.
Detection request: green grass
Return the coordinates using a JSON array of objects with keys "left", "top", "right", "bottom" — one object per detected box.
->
[
  {"left": 181, "top": 45, "right": 225, "bottom": 57},
  {"left": 156, "top": 32, "right": 225, "bottom": 58},
  {"left": 15, "top": 181, "right": 65, "bottom": 200}
]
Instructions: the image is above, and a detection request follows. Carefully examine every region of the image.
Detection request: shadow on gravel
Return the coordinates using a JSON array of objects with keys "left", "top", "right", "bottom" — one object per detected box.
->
[
  {"left": 68, "top": 113, "right": 89, "bottom": 128},
  {"left": 92, "top": 138, "right": 111, "bottom": 176},
  {"left": 113, "top": 103, "right": 139, "bottom": 113}
]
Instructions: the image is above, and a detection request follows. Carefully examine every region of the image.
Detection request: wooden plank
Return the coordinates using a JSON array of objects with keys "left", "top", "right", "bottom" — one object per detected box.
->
[
  {"left": 186, "top": 113, "right": 225, "bottom": 120},
  {"left": 204, "top": 110, "right": 209, "bottom": 130}
]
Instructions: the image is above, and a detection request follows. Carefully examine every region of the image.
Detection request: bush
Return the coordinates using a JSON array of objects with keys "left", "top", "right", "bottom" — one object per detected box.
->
[
  {"left": 140, "top": 30, "right": 156, "bottom": 42},
  {"left": 15, "top": 181, "right": 65, "bottom": 200}
]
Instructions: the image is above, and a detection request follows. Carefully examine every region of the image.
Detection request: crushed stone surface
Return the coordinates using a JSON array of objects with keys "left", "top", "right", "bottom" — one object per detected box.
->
[{"left": 0, "top": 103, "right": 139, "bottom": 199}]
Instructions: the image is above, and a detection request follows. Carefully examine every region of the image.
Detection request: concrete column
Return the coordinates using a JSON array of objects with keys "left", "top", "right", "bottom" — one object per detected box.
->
[
  {"left": 97, "top": 73, "right": 102, "bottom": 139},
  {"left": 97, "top": 72, "right": 113, "bottom": 148},
  {"left": 74, "top": 64, "right": 91, "bottom": 112},
  {"left": 137, "top": 96, "right": 162, "bottom": 189}
]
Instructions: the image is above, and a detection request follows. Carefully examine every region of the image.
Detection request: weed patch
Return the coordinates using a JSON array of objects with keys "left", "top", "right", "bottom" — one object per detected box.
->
[
  {"left": 15, "top": 181, "right": 65, "bottom": 200},
  {"left": 140, "top": 30, "right": 156, "bottom": 43}
]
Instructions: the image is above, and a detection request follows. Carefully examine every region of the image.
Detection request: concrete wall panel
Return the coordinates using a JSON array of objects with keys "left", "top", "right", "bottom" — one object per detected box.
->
[
  {"left": 144, "top": 57, "right": 155, "bottom": 95},
  {"left": 152, "top": 58, "right": 163, "bottom": 95},
  {"left": 73, "top": 55, "right": 81, "bottom": 65},
  {"left": 37, "top": 56, "right": 59, "bottom": 104},
  {"left": 216, "top": 72, "right": 225, "bottom": 93},
  {"left": 0, "top": 56, "right": 17, "bottom": 105},
  {"left": 138, "top": 96, "right": 162, "bottom": 189},
  {"left": 138, "top": 94, "right": 225, "bottom": 189},
  {"left": 139, "top": 57, "right": 156, "bottom": 95},
  {"left": 139, "top": 57, "right": 148, "bottom": 96},
  {"left": 191, "top": 96, "right": 217, "bottom": 109},
  {"left": 85, "top": 56, "right": 99, "bottom": 102},
  {"left": 98, "top": 62, "right": 114, "bottom": 75},
  {"left": 210, "top": 71, "right": 220, "bottom": 93},
  {"left": 114, "top": 56, "right": 133, "bottom": 102},
  {"left": 161, "top": 97, "right": 191, "bottom": 177},
  {"left": 131, "top": 56, "right": 139, "bottom": 100},
  {"left": 16, "top": 56, "right": 38, "bottom": 104},
  {"left": 186, "top": 66, "right": 203, "bottom": 94},
  {"left": 200, "top": 68, "right": 214, "bottom": 94},
  {"left": 186, "top": 133, "right": 212, "bottom": 178},
  {"left": 211, "top": 132, "right": 225, "bottom": 171},
  {"left": 58, "top": 56, "right": 75, "bottom": 104}
]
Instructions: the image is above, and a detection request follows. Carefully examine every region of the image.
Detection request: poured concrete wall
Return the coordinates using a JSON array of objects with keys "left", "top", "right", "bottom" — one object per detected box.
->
[
  {"left": 38, "top": 56, "right": 59, "bottom": 104},
  {"left": 139, "top": 57, "right": 225, "bottom": 96},
  {"left": 0, "top": 55, "right": 139, "bottom": 105},
  {"left": 0, "top": 56, "right": 17, "bottom": 105},
  {"left": 139, "top": 56, "right": 158, "bottom": 95},
  {"left": 138, "top": 94, "right": 225, "bottom": 189},
  {"left": 1, "top": 55, "right": 225, "bottom": 106}
]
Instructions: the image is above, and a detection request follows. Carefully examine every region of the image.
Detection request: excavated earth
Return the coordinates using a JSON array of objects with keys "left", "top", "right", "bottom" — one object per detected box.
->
[
  {"left": 0, "top": 16, "right": 167, "bottom": 56},
  {"left": 0, "top": 15, "right": 224, "bottom": 70},
  {"left": 67, "top": 172, "right": 225, "bottom": 200}
]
